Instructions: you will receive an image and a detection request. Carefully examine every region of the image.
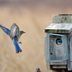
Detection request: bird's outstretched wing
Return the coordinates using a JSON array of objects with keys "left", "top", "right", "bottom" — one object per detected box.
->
[
  {"left": 13, "top": 37, "right": 22, "bottom": 53},
  {"left": 0, "top": 25, "right": 10, "bottom": 36}
]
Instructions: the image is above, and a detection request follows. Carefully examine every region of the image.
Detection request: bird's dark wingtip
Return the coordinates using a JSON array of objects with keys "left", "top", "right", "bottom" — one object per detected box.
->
[{"left": 16, "top": 50, "right": 22, "bottom": 53}]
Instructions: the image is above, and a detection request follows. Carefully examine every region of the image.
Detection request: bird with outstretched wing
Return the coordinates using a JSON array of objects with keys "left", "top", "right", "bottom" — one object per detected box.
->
[{"left": 0, "top": 23, "right": 25, "bottom": 53}]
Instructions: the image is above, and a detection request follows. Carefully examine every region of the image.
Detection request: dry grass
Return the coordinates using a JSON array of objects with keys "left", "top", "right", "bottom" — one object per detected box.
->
[{"left": 0, "top": 6, "right": 71, "bottom": 72}]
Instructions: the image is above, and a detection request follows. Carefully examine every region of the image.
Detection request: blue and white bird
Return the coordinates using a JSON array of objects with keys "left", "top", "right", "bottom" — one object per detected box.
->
[{"left": 0, "top": 23, "right": 25, "bottom": 53}]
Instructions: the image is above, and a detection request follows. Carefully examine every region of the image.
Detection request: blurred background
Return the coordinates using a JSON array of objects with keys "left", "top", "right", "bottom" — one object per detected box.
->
[{"left": 0, "top": 0, "right": 72, "bottom": 72}]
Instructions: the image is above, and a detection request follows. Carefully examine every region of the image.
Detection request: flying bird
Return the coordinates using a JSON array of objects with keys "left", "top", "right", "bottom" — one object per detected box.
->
[{"left": 0, "top": 23, "right": 25, "bottom": 53}]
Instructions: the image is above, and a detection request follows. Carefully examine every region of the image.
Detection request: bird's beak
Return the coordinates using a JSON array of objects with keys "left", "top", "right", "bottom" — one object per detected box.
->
[{"left": 23, "top": 31, "right": 26, "bottom": 33}]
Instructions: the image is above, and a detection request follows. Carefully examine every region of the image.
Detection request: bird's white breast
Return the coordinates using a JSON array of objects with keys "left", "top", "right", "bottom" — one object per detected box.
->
[{"left": 10, "top": 24, "right": 20, "bottom": 39}]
